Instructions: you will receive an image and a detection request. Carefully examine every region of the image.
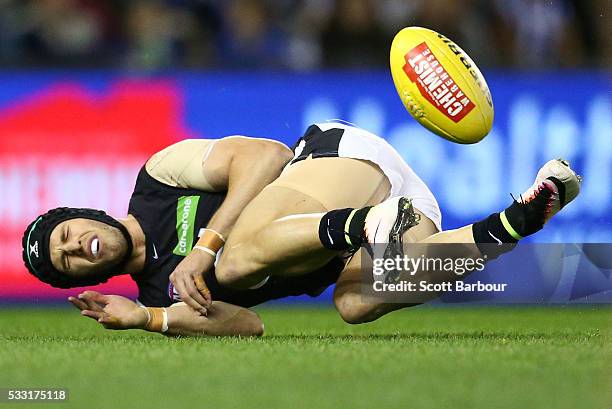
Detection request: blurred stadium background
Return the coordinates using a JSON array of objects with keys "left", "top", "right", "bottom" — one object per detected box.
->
[
  {"left": 0, "top": 0, "right": 609, "bottom": 69},
  {"left": 0, "top": 0, "right": 610, "bottom": 303}
]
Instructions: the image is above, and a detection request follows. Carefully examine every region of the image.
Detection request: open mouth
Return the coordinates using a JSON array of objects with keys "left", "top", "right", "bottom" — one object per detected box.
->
[{"left": 91, "top": 237, "right": 100, "bottom": 258}]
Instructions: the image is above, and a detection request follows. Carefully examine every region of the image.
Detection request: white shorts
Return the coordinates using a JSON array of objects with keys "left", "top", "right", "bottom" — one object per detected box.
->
[{"left": 295, "top": 121, "right": 442, "bottom": 231}]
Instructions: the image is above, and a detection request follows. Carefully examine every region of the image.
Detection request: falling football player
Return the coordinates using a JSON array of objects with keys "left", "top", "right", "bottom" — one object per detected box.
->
[{"left": 22, "top": 121, "right": 580, "bottom": 336}]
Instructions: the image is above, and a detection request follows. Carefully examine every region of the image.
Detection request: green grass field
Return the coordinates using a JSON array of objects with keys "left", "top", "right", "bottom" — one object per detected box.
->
[{"left": 1, "top": 306, "right": 611, "bottom": 409}]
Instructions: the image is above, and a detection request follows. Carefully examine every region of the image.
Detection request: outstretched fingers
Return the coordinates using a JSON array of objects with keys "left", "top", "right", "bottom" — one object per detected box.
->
[{"left": 68, "top": 296, "right": 88, "bottom": 311}]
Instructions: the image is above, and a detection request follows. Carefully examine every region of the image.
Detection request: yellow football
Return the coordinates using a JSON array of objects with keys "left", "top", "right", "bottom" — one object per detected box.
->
[{"left": 390, "top": 26, "right": 494, "bottom": 144}]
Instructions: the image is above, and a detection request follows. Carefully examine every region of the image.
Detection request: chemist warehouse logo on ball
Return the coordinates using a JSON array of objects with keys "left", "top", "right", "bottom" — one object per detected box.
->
[
  {"left": 403, "top": 42, "right": 475, "bottom": 122},
  {"left": 173, "top": 196, "right": 200, "bottom": 256}
]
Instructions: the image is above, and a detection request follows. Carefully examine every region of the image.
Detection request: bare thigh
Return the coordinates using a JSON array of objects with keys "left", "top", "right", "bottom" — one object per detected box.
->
[
  {"left": 228, "top": 156, "right": 390, "bottom": 239},
  {"left": 220, "top": 157, "right": 392, "bottom": 278},
  {"left": 272, "top": 156, "right": 391, "bottom": 209},
  {"left": 333, "top": 209, "right": 439, "bottom": 324}
]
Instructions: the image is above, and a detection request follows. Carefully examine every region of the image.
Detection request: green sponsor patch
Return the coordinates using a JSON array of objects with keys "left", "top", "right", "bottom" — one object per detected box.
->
[{"left": 173, "top": 195, "right": 200, "bottom": 256}]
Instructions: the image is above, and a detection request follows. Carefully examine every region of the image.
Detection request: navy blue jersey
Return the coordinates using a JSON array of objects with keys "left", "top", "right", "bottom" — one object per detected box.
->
[{"left": 127, "top": 166, "right": 342, "bottom": 307}]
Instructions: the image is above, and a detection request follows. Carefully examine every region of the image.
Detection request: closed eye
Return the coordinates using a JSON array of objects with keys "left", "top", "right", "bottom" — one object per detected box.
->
[
  {"left": 62, "top": 227, "right": 69, "bottom": 272},
  {"left": 62, "top": 253, "right": 70, "bottom": 272}
]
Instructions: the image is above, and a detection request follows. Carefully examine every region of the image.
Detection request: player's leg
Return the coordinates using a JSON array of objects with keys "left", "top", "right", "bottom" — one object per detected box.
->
[
  {"left": 334, "top": 209, "right": 439, "bottom": 324},
  {"left": 421, "top": 159, "right": 581, "bottom": 246},
  {"left": 353, "top": 159, "right": 581, "bottom": 277},
  {"left": 334, "top": 159, "right": 582, "bottom": 324},
  {"left": 216, "top": 157, "right": 391, "bottom": 288},
  {"left": 219, "top": 116, "right": 579, "bottom": 290},
  {"left": 219, "top": 157, "right": 580, "bottom": 289},
  {"left": 217, "top": 122, "right": 436, "bottom": 289}
]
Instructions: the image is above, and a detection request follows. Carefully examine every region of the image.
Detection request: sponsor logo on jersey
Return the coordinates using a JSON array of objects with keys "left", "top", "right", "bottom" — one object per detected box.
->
[
  {"left": 168, "top": 282, "right": 182, "bottom": 302},
  {"left": 403, "top": 42, "right": 475, "bottom": 122},
  {"left": 173, "top": 195, "right": 200, "bottom": 256}
]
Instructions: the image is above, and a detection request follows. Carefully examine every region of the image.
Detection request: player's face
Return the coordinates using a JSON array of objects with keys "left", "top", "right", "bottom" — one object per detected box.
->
[{"left": 48, "top": 218, "right": 128, "bottom": 278}]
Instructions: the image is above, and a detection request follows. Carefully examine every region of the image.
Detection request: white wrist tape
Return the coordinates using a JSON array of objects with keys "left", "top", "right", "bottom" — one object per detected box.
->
[
  {"left": 202, "top": 228, "right": 225, "bottom": 242},
  {"left": 193, "top": 245, "right": 217, "bottom": 257},
  {"left": 161, "top": 308, "right": 169, "bottom": 333},
  {"left": 139, "top": 305, "right": 151, "bottom": 326},
  {"left": 140, "top": 305, "right": 166, "bottom": 333}
]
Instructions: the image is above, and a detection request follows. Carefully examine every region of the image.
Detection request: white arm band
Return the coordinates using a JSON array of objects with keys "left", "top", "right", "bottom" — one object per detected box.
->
[
  {"left": 193, "top": 245, "right": 217, "bottom": 257},
  {"left": 161, "top": 308, "right": 169, "bottom": 333}
]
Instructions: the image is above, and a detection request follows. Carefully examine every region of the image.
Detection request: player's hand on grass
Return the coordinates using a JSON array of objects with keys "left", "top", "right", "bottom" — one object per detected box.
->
[
  {"left": 169, "top": 251, "right": 214, "bottom": 315},
  {"left": 68, "top": 291, "right": 148, "bottom": 330}
]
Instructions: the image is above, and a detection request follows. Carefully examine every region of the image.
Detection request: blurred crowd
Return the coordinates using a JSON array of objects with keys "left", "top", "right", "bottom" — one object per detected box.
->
[{"left": 0, "top": 0, "right": 609, "bottom": 71}]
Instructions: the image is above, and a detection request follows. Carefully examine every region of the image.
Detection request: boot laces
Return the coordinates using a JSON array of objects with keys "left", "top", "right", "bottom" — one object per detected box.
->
[{"left": 514, "top": 181, "right": 558, "bottom": 223}]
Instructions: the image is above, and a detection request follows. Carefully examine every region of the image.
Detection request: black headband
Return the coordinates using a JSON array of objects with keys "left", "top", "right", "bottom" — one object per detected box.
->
[{"left": 22, "top": 207, "right": 133, "bottom": 289}]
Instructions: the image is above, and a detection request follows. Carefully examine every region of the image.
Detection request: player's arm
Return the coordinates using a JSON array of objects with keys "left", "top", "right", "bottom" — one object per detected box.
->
[
  {"left": 163, "top": 301, "right": 264, "bottom": 337},
  {"left": 199, "top": 136, "right": 294, "bottom": 236},
  {"left": 163, "top": 137, "right": 293, "bottom": 312},
  {"left": 146, "top": 136, "right": 292, "bottom": 236},
  {"left": 69, "top": 291, "right": 264, "bottom": 337}
]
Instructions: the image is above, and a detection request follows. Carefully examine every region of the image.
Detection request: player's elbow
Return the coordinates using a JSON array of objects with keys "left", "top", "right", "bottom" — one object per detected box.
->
[{"left": 239, "top": 309, "right": 265, "bottom": 337}]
